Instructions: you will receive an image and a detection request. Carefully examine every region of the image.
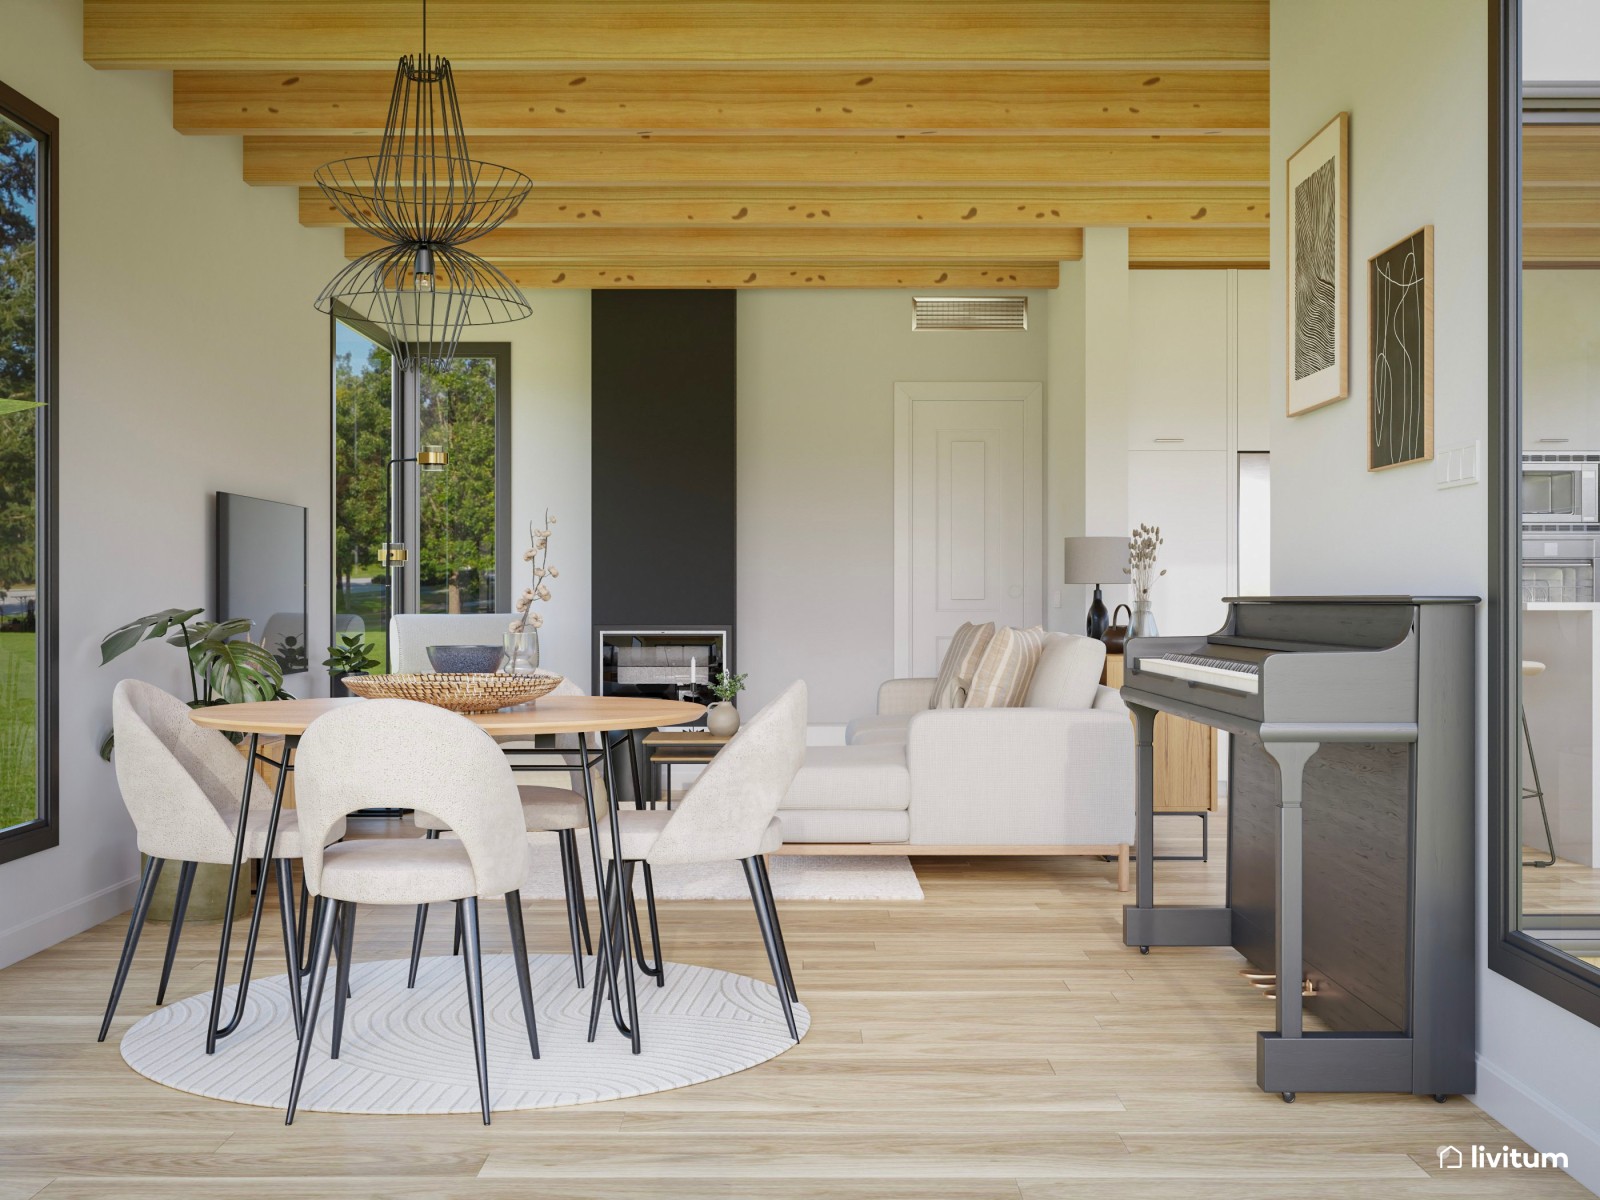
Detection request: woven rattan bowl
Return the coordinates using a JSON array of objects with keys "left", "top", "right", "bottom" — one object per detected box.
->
[{"left": 342, "top": 671, "right": 565, "bottom": 713}]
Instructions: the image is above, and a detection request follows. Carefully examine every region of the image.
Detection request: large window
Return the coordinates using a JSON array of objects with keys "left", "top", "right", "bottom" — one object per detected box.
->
[
  {"left": 332, "top": 321, "right": 508, "bottom": 670},
  {"left": 0, "top": 82, "right": 56, "bottom": 864}
]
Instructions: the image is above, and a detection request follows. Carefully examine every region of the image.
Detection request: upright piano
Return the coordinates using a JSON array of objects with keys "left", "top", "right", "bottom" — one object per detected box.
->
[{"left": 1120, "top": 596, "right": 1476, "bottom": 1102}]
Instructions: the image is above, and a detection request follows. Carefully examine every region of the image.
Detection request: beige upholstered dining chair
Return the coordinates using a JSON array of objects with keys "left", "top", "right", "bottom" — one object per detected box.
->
[
  {"left": 99, "top": 680, "right": 342, "bottom": 1043},
  {"left": 593, "top": 680, "right": 807, "bottom": 1042},
  {"left": 406, "top": 677, "right": 600, "bottom": 988},
  {"left": 290, "top": 698, "right": 540, "bottom": 1125},
  {"left": 389, "top": 612, "right": 516, "bottom": 673}
]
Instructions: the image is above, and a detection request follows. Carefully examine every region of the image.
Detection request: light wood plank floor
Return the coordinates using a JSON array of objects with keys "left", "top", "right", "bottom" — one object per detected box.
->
[{"left": 0, "top": 818, "right": 1589, "bottom": 1199}]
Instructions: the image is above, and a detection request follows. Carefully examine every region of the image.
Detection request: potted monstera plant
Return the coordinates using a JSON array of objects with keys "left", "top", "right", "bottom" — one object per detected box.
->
[{"left": 98, "top": 606, "right": 290, "bottom": 759}]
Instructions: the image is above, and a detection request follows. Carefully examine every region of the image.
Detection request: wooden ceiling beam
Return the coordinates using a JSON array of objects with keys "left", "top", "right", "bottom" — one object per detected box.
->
[
  {"left": 246, "top": 133, "right": 1267, "bottom": 187},
  {"left": 495, "top": 262, "right": 1061, "bottom": 288},
  {"left": 1524, "top": 226, "right": 1600, "bottom": 266},
  {"left": 1525, "top": 125, "right": 1600, "bottom": 186},
  {"left": 175, "top": 67, "right": 1268, "bottom": 136},
  {"left": 346, "top": 225, "right": 1089, "bottom": 263},
  {"left": 299, "top": 184, "right": 1268, "bottom": 230},
  {"left": 1127, "top": 225, "right": 1265, "bottom": 267},
  {"left": 86, "top": 1, "right": 1268, "bottom": 69},
  {"left": 344, "top": 224, "right": 1267, "bottom": 267}
]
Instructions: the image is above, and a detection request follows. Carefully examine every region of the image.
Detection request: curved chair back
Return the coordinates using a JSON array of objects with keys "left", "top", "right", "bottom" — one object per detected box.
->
[
  {"left": 645, "top": 681, "right": 807, "bottom": 865},
  {"left": 111, "top": 679, "right": 250, "bottom": 864},
  {"left": 390, "top": 612, "right": 517, "bottom": 674},
  {"left": 294, "top": 699, "right": 529, "bottom": 898}
]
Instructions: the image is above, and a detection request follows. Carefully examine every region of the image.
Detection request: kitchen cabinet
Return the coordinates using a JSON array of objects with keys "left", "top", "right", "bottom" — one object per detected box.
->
[{"left": 1127, "top": 271, "right": 1228, "bottom": 451}]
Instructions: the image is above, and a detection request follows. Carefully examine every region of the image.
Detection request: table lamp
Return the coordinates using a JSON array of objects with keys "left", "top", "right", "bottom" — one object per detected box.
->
[{"left": 1062, "top": 536, "right": 1130, "bottom": 640}]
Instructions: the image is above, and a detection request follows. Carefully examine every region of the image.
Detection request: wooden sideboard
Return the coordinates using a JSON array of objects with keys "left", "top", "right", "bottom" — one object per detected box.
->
[{"left": 1104, "top": 653, "right": 1217, "bottom": 815}]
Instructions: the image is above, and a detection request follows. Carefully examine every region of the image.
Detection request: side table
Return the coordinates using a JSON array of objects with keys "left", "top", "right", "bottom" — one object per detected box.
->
[{"left": 640, "top": 730, "right": 733, "bottom": 807}]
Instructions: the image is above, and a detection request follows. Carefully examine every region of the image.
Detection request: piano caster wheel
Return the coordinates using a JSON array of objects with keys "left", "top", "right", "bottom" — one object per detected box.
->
[
  {"left": 1434, "top": 1094, "right": 1448, "bottom": 1104},
  {"left": 1281, "top": 1092, "right": 1296, "bottom": 1104},
  {"left": 1139, "top": 946, "right": 1150, "bottom": 955}
]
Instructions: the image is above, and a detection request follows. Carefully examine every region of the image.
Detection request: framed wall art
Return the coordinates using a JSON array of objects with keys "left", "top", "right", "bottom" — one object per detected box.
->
[
  {"left": 1368, "top": 225, "right": 1434, "bottom": 471},
  {"left": 1285, "top": 112, "right": 1349, "bottom": 416}
]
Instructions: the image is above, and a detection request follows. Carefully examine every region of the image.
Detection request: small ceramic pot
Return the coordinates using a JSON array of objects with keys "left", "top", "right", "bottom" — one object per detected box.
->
[
  {"left": 706, "top": 701, "right": 741, "bottom": 737},
  {"left": 426, "top": 644, "right": 504, "bottom": 673}
]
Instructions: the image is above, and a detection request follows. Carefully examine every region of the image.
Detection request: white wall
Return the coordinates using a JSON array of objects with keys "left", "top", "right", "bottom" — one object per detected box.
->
[
  {"left": 503, "top": 292, "right": 592, "bottom": 689},
  {"left": 0, "top": 0, "right": 344, "bottom": 967},
  {"left": 1271, "top": 2, "right": 1600, "bottom": 1192},
  {"left": 1525, "top": 0, "right": 1600, "bottom": 84},
  {"left": 737, "top": 289, "right": 1049, "bottom": 722}
]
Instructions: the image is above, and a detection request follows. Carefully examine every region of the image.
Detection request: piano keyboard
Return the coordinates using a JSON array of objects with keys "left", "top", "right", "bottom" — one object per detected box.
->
[{"left": 1136, "top": 652, "right": 1261, "bottom": 695}]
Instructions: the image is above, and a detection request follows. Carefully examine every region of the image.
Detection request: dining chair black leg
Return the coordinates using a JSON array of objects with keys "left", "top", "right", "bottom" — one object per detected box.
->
[
  {"left": 600, "top": 739, "right": 643, "bottom": 1053},
  {"left": 742, "top": 857, "right": 799, "bottom": 1042},
  {"left": 97, "top": 856, "right": 165, "bottom": 1042},
  {"left": 571, "top": 836, "right": 593, "bottom": 955},
  {"left": 156, "top": 860, "right": 197, "bottom": 1006},
  {"left": 297, "top": 875, "right": 310, "bottom": 970},
  {"left": 503, "top": 890, "right": 540, "bottom": 1059},
  {"left": 556, "top": 831, "right": 586, "bottom": 987},
  {"left": 587, "top": 860, "right": 622, "bottom": 1043},
  {"left": 286, "top": 895, "right": 337, "bottom": 1125},
  {"left": 753, "top": 855, "right": 798, "bottom": 1002},
  {"left": 459, "top": 896, "right": 492, "bottom": 1124},
  {"left": 407, "top": 902, "right": 430, "bottom": 988},
  {"left": 623, "top": 861, "right": 665, "bottom": 987},
  {"left": 452, "top": 903, "right": 464, "bottom": 957},
  {"left": 272, "top": 858, "right": 305, "bottom": 1036},
  {"left": 330, "top": 901, "right": 356, "bottom": 1059}
]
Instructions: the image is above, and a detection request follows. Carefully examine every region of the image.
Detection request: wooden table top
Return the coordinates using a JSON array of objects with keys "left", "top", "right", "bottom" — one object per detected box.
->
[{"left": 190, "top": 695, "right": 706, "bottom": 737}]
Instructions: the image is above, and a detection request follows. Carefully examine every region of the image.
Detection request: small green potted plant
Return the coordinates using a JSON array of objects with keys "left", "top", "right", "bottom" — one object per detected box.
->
[
  {"left": 706, "top": 669, "right": 748, "bottom": 737},
  {"left": 323, "top": 633, "right": 381, "bottom": 697}
]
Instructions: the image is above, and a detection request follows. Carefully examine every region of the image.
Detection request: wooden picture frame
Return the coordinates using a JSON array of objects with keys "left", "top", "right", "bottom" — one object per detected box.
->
[
  {"left": 1367, "top": 225, "right": 1434, "bottom": 471},
  {"left": 1285, "top": 112, "right": 1350, "bottom": 416}
]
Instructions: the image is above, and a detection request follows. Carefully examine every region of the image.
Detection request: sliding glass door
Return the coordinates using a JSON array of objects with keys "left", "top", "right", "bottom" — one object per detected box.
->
[
  {"left": 332, "top": 321, "right": 509, "bottom": 671},
  {"left": 0, "top": 83, "right": 55, "bottom": 864}
]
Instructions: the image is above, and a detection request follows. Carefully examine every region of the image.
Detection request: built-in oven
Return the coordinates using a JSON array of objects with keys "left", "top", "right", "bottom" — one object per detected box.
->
[
  {"left": 1522, "top": 453, "right": 1600, "bottom": 527},
  {"left": 1523, "top": 536, "right": 1597, "bottom": 603}
]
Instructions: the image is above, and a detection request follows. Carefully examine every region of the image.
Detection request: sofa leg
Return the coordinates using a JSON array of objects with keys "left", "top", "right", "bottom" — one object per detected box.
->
[{"left": 1117, "top": 844, "right": 1130, "bottom": 892}]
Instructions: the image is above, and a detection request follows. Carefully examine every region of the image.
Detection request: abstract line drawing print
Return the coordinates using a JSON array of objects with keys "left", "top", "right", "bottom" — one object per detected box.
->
[
  {"left": 1369, "top": 227, "right": 1433, "bottom": 470},
  {"left": 1294, "top": 158, "right": 1337, "bottom": 381}
]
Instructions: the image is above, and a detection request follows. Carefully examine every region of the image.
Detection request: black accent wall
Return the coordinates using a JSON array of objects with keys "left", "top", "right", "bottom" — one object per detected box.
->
[{"left": 591, "top": 289, "right": 736, "bottom": 630}]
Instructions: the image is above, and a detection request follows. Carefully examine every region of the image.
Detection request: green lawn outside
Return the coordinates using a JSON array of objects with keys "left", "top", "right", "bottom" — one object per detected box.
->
[{"left": 0, "top": 631, "right": 38, "bottom": 832}]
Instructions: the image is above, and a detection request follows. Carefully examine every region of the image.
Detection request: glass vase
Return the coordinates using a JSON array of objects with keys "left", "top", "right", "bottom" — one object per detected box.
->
[
  {"left": 501, "top": 628, "right": 541, "bottom": 675},
  {"left": 1130, "top": 601, "right": 1159, "bottom": 638}
]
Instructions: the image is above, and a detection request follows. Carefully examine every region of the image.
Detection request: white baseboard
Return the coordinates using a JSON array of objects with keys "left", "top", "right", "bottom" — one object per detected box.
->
[
  {"left": 0, "top": 875, "right": 139, "bottom": 971},
  {"left": 1473, "top": 1054, "right": 1600, "bottom": 1195}
]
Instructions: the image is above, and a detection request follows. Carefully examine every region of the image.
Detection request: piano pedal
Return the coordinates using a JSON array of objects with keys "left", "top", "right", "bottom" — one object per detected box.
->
[
  {"left": 1241, "top": 970, "right": 1315, "bottom": 998},
  {"left": 1262, "top": 981, "right": 1317, "bottom": 1000}
]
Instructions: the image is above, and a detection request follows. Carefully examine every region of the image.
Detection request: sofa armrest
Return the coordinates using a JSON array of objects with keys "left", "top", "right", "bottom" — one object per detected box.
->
[
  {"left": 905, "top": 706, "right": 1134, "bottom": 846},
  {"left": 877, "top": 677, "right": 937, "bottom": 716}
]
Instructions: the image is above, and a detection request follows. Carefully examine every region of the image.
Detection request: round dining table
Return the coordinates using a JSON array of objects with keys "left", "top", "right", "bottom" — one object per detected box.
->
[{"left": 190, "top": 693, "right": 705, "bottom": 1055}]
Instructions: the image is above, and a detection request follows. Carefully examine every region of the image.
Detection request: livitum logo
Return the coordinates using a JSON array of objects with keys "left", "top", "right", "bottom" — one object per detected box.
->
[{"left": 1437, "top": 1144, "right": 1570, "bottom": 1171}]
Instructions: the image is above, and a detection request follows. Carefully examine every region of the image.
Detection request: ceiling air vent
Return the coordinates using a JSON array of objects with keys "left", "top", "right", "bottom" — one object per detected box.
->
[{"left": 912, "top": 296, "right": 1028, "bottom": 332}]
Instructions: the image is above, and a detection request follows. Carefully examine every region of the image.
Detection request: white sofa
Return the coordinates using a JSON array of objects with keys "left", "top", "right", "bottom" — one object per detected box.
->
[{"left": 778, "top": 636, "right": 1136, "bottom": 887}]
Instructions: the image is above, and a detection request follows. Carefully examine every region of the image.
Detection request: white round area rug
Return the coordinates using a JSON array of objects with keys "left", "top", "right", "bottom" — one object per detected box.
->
[{"left": 121, "top": 953, "right": 808, "bottom": 1115}]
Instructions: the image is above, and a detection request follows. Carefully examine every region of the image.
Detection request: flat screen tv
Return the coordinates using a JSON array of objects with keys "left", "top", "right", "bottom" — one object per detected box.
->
[{"left": 216, "top": 492, "right": 308, "bottom": 679}]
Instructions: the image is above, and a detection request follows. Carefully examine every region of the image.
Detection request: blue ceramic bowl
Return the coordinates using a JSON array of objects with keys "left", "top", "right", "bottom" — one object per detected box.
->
[{"left": 426, "top": 644, "right": 503, "bottom": 673}]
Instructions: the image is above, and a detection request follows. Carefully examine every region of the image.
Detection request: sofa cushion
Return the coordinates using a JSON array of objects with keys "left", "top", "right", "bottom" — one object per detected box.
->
[
  {"left": 929, "top": 621, "right": 995, "bottom": 709},
  {"left": 845, "top": 713, "right": 911, "bottom": 745},
  {"left": 781, "top": 743, "right": 911, "bottom": 812},
  {"left": 774, "top": 808, "right": 910, "bottom": 844},
  {"left": 1024, "top": 632, "right": 1107, "bottom": 710},
  {"left": 965, "top": 625, "right": 1047, "bottom": 708}
]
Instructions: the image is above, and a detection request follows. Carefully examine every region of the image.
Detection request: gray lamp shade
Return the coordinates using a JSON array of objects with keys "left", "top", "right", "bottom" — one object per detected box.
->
[{"left": 1062, "top": 536, "right": 1129, "bottom": 585}]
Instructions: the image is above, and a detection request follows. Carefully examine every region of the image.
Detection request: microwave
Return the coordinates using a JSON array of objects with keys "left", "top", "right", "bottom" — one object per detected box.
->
[{"left": 1522, "top": 454, "right": 1600, "bottom": 527}]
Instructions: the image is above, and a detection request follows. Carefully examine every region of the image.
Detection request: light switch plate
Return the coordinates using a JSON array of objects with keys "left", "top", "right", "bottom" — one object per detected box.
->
[{"left": 1435, "top": 442, "right": 1481, "bottom": 489}]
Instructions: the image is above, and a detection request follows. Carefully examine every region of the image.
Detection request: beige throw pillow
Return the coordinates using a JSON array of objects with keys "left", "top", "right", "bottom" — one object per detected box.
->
[
  {"left": 929, "top": 621, "right": 995, "bottom": 709},
  {"left": 1024, "top": 632, "right": 1107, "bottom": 709},
  {"left": 965, "top": 625, "right": 1048, "bottom": 708}
]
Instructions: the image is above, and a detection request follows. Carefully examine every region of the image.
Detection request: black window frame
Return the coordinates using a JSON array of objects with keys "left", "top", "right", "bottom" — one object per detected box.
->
[
  {"left": 0, "top": 80, "right": 59, "bottom": 866},
  {"left": 1488, "top": 0, "right": 1600, "bottom": 1027}
]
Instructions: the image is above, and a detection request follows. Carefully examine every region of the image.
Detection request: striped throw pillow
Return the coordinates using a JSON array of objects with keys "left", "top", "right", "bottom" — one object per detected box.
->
[
  {"left": 965, "top": 625, "right": 1048, "bottom": 708},
  {"left": 929, "top": 621, "right": 995, "bottom": 709}
]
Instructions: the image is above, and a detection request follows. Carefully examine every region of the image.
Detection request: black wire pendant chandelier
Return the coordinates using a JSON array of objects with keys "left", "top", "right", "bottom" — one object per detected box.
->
[{"left": 313, "top": 0, "right": 532, "bottom": 369}]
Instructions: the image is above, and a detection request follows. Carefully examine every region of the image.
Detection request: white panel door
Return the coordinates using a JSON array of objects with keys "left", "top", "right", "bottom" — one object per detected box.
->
[
  {"left": 1127, "top": 450, "right": 1230, "bottom": 638},
  {"left": 897, "top": 386, "right": 1042, "bottom": 677}
]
